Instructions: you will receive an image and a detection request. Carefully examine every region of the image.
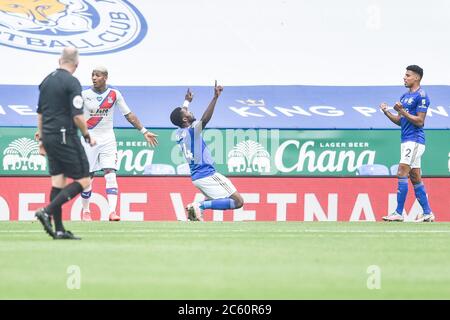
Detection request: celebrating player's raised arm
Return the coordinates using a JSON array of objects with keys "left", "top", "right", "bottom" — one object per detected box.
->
[
  {"left": 183, "top": 88, "right": 193, "bottom": 108},
  {"left": 200, "top": 80, "right": 223, "bottom": 129}
]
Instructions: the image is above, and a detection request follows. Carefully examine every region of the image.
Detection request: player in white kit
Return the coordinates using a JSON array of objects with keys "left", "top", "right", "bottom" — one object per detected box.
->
[{"left": 80, "top": 66, "right": 158, "bottom": 221}]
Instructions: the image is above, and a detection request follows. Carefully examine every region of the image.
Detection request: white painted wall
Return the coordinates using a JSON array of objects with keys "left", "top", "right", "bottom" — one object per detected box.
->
[{"left": 0, "top": 0, "right": 449, "bottom": 86}]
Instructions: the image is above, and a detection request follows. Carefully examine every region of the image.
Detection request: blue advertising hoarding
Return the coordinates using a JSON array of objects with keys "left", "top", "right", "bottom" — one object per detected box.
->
[{"left": 1, "top": 85, "right": 449, "bottom": 129}]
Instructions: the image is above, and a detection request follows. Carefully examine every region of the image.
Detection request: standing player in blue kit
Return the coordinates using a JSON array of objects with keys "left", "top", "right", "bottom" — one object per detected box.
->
[{"left": 380, "top": 65, "right": 434, "bottom": 222}]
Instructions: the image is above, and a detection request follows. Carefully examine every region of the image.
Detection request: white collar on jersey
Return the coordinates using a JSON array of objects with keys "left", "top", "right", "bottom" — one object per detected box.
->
[{"left": 91, "top": 86, "right": 110, "bottom": 95}]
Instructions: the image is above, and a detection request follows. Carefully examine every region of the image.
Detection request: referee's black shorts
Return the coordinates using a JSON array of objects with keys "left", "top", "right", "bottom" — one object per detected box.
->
[{"left": 42, "top": 133, "right": 89, "bottom": 179}]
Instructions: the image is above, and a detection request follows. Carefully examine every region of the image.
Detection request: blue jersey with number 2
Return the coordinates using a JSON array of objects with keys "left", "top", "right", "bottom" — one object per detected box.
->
[{"left": 399, "top": 88, "right": 430, "bottom": 145}]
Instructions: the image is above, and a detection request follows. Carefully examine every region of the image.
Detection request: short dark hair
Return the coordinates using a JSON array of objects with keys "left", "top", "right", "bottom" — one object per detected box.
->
[
  {"left": 170, "top": 107, "right": 184, "bottom": 127},
  {"left": 406, "top": 65, "right": 423, "bottom": 79}
]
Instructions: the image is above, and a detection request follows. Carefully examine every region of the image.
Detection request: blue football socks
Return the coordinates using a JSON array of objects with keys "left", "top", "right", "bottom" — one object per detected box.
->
[
  {"left": 395, "top": 177, "right": 409, "bottom": 214},
  {"left": 414, "top": 183, "right": 432, "bottom": 214},
  {"left": 200, "top": 198, "right": 237, "bottom": 210}
]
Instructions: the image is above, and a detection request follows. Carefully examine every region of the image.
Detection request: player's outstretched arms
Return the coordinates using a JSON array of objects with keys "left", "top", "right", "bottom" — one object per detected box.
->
[
  {"left": 125, "top": 112, "right": 158, "bottom": 147},
  {"left": 380, "top": 102, "right": 401, "bottom": 126},
  {"left": 200, "top": 80, "right": 223, "bottom": 129}
]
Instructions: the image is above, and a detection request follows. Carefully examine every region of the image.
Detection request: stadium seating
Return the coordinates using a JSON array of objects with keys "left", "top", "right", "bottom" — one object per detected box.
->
[
  {"left": 448, "top": 152, "right": 450, "bottom": 172},
  {"left": 143, "top": 164, "right": 176, "bottom": 175},
  {"left": 390, "top": 164, "right": 399, "bottom": 176},
  {"left": 176, "top": 163, "right": 191, "bottom": 175},
  {"left": 356, "top": 164, "right": 390, "bottom": 176}
]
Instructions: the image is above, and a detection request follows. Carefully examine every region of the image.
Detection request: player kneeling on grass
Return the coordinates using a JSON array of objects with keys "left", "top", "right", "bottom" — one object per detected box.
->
[{"left": 170, "top": 81, "right": 244, "bottom": 221}]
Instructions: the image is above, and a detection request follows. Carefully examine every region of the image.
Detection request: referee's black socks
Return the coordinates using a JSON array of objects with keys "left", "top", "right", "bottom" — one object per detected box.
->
[
  {"left": 49, "top": 187, "right": 63, "bottom": 231},
  {"left": 46, "top": 182, "right": 83, "bottom": 232}
]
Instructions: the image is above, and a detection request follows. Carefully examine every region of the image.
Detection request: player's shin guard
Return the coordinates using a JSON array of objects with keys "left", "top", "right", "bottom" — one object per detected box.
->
[
  {"left": 105, "top": 172, "right": 118, "bottom": 213},
  {"left": 200, "top": 198, "right": 236, "bottom": 210},
  {"left": 395, "top": 177, "right": 409, "bottom": 214},
  {"left": 81, "top": 183, "right": 92, "bottom": 212},
  {"left": 414, "top": 183, "right": 432, "bottom": 214}
]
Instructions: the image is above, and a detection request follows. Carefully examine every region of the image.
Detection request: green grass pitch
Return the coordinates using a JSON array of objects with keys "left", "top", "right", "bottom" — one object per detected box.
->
[{"left": 1, "top": 221, "right": 450, "bottom": 299}]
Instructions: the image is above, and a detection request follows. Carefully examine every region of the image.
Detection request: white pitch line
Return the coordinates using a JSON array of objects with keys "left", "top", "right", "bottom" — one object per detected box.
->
[
  {"left": 0, "top": 230, "right": 245, "bottom": 234},
  {"left": 0, "top": 229, "right": 450, "bottom": 234},
  {"left": 303, "top": 229, "right": 450, "bottom": 234}
]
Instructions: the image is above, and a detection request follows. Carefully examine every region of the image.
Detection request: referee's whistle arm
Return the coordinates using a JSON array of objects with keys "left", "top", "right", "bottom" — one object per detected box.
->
[{"left": 38, "top": 142, "right": 46, "bottom": 156}]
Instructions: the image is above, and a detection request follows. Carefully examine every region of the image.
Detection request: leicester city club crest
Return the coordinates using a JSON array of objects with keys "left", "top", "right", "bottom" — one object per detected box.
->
[{"left": 0, "top": 0, "right": 147, "bottom": 55}]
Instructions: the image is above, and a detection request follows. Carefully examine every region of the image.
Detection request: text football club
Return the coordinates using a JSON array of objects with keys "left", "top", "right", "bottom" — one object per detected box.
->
[{"left": 0, "top": 0, "right": 147, "bottom": 55}]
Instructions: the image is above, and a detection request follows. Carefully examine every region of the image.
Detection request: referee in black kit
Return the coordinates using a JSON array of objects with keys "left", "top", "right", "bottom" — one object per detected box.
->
[{"left": 35, "top": 47, "right": 96, "bottom": 240}]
